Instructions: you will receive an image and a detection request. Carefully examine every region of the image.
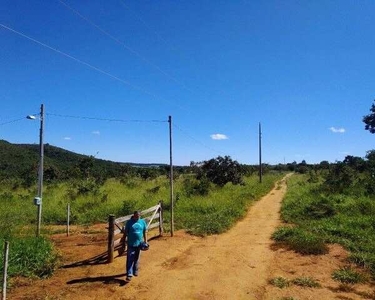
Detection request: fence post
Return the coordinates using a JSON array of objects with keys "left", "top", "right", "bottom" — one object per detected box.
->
[
  {"left": 159, "top": 201, "right": 163, "bottom": 236},
  {"left": 2, "top": 241, "right": 9, "bottom": 300},
  {"left": 66, "top": 203, "right": 70, "bottom": 237},
  {"left": 107, "top": 215, "right": 115, "bottom": 263}
]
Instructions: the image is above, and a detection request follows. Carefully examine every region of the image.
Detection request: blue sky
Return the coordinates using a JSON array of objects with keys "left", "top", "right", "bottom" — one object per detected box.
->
[{"left": 1, "top": 0, "right": 374, "bottom": 165}]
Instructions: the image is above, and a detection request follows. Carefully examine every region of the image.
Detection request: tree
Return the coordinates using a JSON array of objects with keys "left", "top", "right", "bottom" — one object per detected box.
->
[
  {"left": 200, "top": 156, "right": 243, "bottom": 187},
  {"left": 343, "top": 155, "right": 365, "bottom": 172},
  {"left": 363, "top": 100, "right": 375, "bottom": 133}
]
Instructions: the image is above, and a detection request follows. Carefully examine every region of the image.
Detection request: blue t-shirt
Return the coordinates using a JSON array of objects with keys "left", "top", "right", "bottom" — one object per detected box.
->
[{"left": 125, "top": 218, "right": 147, "bottom": 247}]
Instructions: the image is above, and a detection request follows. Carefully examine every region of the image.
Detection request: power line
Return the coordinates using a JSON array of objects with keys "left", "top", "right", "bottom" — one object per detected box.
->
[
  {"left": 47, "top": 113, "right": 167, "bottom": 123},
  {"left": 0, "top": 117, "right": 26, "bottom": 126},
  {"left": 118, "top": 0, "right": 170, "bottom": 48},
  {"left": 0, "top": 23, "right": 189, "bottom": 113},
  {"left": 173, "top": 123, "right": 224, "bottom": 155},
  {"left": 58, "top": 0, "right": 192, "bottom": 92}
]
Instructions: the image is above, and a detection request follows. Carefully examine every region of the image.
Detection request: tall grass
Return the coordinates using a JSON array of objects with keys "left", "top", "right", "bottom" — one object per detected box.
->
[
  {"left": 0, "top": 172, "right": 284, "bottom": 282},
  {"left": 1, "top": 173, "right": 284, "bottom": 231},
  {"left": 276, "top": 174, "right": 375, "bottom": 278},
  {"left": 175, "top": 173, "right": 284, "bottom": 235}
]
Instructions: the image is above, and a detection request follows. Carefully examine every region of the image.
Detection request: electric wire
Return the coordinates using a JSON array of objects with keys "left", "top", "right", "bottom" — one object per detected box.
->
[
  {"left": 118, "top": 0, "right": 170, "bottom": 47},
  {"left": 0, "top": 23, "right": 190, "bottom": 113},
  {"left": 47, "top": 113, "right": 167, "bottom": 123},
  {"left": 0, "top": 117, "right": 26, "bottom": 126},
  {"left": 173, "top": 123, "right": 224, "bottom": 155},
  {"left": 116, "top": 1, "right": 232, "bottom": 111},
  {"left": 58, "top": 0, "right": 192, "bottom": 92}
]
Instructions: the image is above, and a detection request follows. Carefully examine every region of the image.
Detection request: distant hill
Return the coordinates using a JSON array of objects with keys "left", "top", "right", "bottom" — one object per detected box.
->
[{"left": 0, "top": 140, "right": 167, "bottom": 181}]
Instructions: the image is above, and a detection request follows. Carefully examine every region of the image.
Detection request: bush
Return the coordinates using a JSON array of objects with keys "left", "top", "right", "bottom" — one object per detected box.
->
[
  {"left": 182, "top": 177, "right": 210, "bottom": 197},
  {"left": 332, "top": 267, "right": 366, "bottom": 284},
  {"left": 0, "top": 237, "right": 59, "bottom": 279},
  {"left": 272, "top": 227, "right": 328, "bottom": 255},
  {"left": 303, "top": 197, "right": 336, "bottom": 219},
  {"left": 269, "top": 276, "right": 290, "bottom": 288},
  {"left": 120, "top": 199, "right": 139, "bottom": 216},
  {"left": 199, "top": 156, "right": 243, "bottom": 187},
  {"left": 291, "top": 276, "right": 321, "bottom": 288}
]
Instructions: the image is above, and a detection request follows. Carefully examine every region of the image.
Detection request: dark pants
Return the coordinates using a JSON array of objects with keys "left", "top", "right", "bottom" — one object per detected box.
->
[{"left": 126, "top": 245, "right": 140, "bottom": 277}]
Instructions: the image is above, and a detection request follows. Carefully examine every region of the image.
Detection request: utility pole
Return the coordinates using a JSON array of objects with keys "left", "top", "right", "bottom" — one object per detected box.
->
[
  {"left": 259, "top": 122, "right": 262, "bottom": 183},
  {"left": 37, "top": 104, "right": 44, "bottom": 237},
  {"left": 168, "top": 116, "right": 174, "bottom": 237}
]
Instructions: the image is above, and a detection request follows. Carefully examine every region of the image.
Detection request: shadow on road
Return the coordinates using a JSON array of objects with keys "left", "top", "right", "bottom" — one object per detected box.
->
[
  {"left": 67, "top": 273, "right": 127, "bottom": 286},
  {"left": 62, "top": 250, "right": 110, "bottom": 268},
  {"left": 62, "top": 235, "right": 162, "bottom": 269}
]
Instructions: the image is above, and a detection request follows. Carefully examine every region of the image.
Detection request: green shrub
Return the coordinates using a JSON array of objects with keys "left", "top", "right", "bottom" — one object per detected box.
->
[
  {"left": 0, "top": 237, "right": 59, "bottom": 279},
  {"left": 272, "top": 227, "right": 295, "bottom": 242},
  {"left": 182, "top": 177, "right": 210, "bottom": 197},
  {"left": 269, "top": 276, "right": 290, "bottom": 288},
  {"left": 303, "top": 197, "right": 336, "bottom": 219},
  {"left": 332, "top": 267, "right": 366, "bottom": 284},
  {"left": 291, "top": 277, "right": 321, "bottom": 288},
  {"left": 272, "top": 226, "right": 328, "bottom": 255},
  {"left": 120, "top": 199, "right": 139, "bottom": 216}
]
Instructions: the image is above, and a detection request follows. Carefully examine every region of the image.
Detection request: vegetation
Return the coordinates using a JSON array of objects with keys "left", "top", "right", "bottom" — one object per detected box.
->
[
  {"left": 332, "top": 267, "right": 366, "bottom": 284},
  {"left": 269, "top": 276, "right": 290, "bottom": 288},
  {"left": 274, "top": 166, "right": 375, "bottom": 278},
  {"left": 291, "top": 276, "right": 321, "bottom": 288},
  {"left": 0, "top": 142, "right": 285, "bottom": 283},
  {"left": 0, "top": 237, "right": 59, "bottom": 279},
  {"left": 272, "top": 226, "right": 327, "bottom": 255},
  {"left": 192, "top": 155, "right": 243, "bottom": 187},
  {"left": 363, "top": 99, "right": 375, "bottom": 133},
  {"left": 269, "top": 276, "right": 320, "bottom": 289}
]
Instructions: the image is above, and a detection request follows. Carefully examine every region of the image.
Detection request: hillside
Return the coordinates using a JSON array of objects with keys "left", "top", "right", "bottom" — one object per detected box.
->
[{"left": 0, "top": 140, "right": 167, "bottom": 181}]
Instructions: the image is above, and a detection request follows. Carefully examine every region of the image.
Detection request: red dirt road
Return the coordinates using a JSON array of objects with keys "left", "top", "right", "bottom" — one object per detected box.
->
[{"left": 8, "top": 175, "right": 375, "bottom": 299}]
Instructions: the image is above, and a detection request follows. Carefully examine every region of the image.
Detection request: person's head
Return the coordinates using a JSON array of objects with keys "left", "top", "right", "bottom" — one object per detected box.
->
[{"left": 133, "top": 210, "right": 141, "bottom": 220}]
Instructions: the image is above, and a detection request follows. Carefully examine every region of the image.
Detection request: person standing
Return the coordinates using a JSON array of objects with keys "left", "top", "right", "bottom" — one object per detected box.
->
[{"left": 123, "top": 210, "right": 148, "bottom": 281}]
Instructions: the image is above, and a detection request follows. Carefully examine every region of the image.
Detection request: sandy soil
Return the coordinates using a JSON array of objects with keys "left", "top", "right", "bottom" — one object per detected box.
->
[{"left": 7, "top": 175, "right": 375, "bottom": 300}]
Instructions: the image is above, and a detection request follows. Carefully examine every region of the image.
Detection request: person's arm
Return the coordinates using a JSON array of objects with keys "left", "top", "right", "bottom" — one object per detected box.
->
[{"left": 122, "top": 222, "right": 128, "bottom": 246}]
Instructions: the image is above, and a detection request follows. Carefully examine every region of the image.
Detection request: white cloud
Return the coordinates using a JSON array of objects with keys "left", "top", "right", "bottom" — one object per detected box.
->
[
  {"left": 63, "top": 137, "right": 71, "bottom": 140},
  {"left": 329, "top": 127, "right": 345, "bottom": 133},
  {"left": 210, "top": 133, "right": 228, "bottom": 140},
  {"left": 92, "top": 130, "right": 100, "bottom": 135}
]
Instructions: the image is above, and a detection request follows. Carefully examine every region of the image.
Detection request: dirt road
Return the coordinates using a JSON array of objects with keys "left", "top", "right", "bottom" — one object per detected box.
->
[{"left": 9, "top": 175, "right": 374, "bottom": 300}]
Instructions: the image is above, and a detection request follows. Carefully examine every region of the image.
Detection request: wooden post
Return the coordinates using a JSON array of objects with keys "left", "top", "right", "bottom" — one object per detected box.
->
[
  {"left": 168, "top": 115, "right": 174, "bottom": 237},
  {"left": 107, "top": 215, "right": 115, "bottom": 263},
  {"left": 66, "top": 203, "right": 70, "bottom": 237},
  {"left": 37, "top": 104, "right": 44, "bottom": 237},
  {"left": 259, "top": 122, "right": 262, "bottom": 183},
  {"left": 2, "top": 241, "right": 9, "bottom": 300},
  {"left": 158, "top": 201, "right": 163, "bottom": 236}
]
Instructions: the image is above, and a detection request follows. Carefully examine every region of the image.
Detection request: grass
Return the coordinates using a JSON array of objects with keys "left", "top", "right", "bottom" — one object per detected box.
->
[
  {"left": 269, "top": 275, "right": 321, "bottom": 289},
  {"left": 275, "top": 174, "right": 375, "bottom": 279},
  {"left": 0, "top": 236, "right": 60, "bottom": 279},
  {"left": 272, "top": 226, "right": 327, "bottom": 255},
  {"left": 332, "top": 267, "right": 366, "bottom": 284},
  {"left": 269, "top": 276, "right": 290, "bottom": 288},
  {"left": 0, "top": 172, "right": 284, "bottom": 282},
  {"left": 291, "top": 276, "right": 321, "bottom": 288}
]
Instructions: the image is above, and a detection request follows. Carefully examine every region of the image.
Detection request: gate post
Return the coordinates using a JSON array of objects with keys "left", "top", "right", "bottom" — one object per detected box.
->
[
  {"left": 159, "top": 201, "right": 163, "bottom": 236},
  {"left": 108, "top": 214, "right": 115, "bottom": 263}
]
